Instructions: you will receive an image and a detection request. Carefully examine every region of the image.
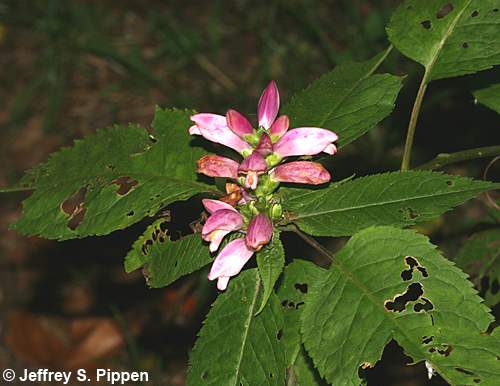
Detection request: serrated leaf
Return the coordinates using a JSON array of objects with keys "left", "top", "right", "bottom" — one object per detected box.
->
[
  {"left": 292, "top": 348, "right": 328, "bottom": 386},
  {"left": 282, "top": 171, "right": 499, "bottom": 237},
  {"left": 281, "top": 48, "right": 403, "bottom": 148},
  {"left": 255, "top": 233, "right": 286, "bottom": 315},
  {"left": 301, "top": 226, "right": 498, "bottom": 386},
  {"left": 187, "top": 269, "right": 286, "bottom": 386},
  {"left": 140, "top": 233, "right": 213, "bottom": 288},
  {"left": 12, "top": 108, "right": 213, "bottom": 240},
  {"left": 455, "top": 229, "right": 500, "bottom": 307},
  {"left": 387, "top": 0, "right": 500, "bottom": 82},
  {"left": 474, "top": 83, "right": 500, "bottom": 114},
  {"left": 276, "top": 259, "right": 325, "bottom": 367}
]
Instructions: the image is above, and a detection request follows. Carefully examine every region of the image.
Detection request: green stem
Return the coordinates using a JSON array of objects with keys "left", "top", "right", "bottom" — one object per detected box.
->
[
  {"left": 415, "top": 145, "right": 500, "bottom": 170},
  {"left": 401, "top": 71, "right": 430, "bottom": 171},
  {"left": 288, "top": 225, "right": 335, "bottom": 264}
]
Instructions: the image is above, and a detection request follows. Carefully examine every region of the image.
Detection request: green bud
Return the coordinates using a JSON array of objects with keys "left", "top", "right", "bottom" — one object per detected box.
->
[
  {"left": 254, "top": 174, "right": 280, "bottom": 196},
  {"left": 270, "top": 203, "right": 283, "bottom": 220},
  {"left": 265, "top": 152, "right": 282, "bottom": 168},
  {"left": 244, "top": 132, "right": 260, "bottom": 147}
]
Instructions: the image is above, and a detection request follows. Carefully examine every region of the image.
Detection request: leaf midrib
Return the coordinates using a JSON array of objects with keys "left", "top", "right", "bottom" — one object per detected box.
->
[
  {"left": 290, "top": 185, "right": 491, "bottom": 221},
  {"left": 233, "top": 274, "right": 261, "bottom": 386}
]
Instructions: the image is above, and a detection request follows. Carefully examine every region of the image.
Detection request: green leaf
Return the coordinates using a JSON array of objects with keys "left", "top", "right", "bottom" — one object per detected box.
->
[
  {"left": 255, "top": 232, "right": 286, "bottom": 315},
  {"left": 281, "top": 47, "right": 403, "bottom": 148},
  {"left": 474, "top": 83, "right": 500, "bottom": 114},
  {"left": 186, "top": 269, "right": 286, "bottom": 386},
  {"left": 126, "top": 231, "right": 213, "bottom": 288},
  {"left": 12, "top": 108, "right": 213, "bottom": 240},
  {"left": 301, "top": 226, "right": 498, "bottom": 386},
  {"left": 291, "top": 348, "right": 328, "bottom": 386},
  {"left": 276, "top": 260, "right": 327, "bottom": 385},
  {"left": 387, "top": 0, "right": 500, "bottom": 82},
  {"left": 282, "top": 171, "right": 499, "bottom": 237},
  {"left": 276, "top": 259, "right": 325, "bottom": 367},
  {"left": 455, "top": 229, "right": 500, "bottom": 307}
]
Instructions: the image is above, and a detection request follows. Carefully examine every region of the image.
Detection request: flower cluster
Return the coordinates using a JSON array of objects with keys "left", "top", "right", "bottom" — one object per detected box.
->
[{"left": 189, "top": 81, "right": 338, "bottom": 290}]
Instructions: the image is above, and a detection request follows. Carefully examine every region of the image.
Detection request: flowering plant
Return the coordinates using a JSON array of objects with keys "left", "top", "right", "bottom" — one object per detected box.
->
[{"left": 3, "top": 1, "right": 500, "bottom": 385}]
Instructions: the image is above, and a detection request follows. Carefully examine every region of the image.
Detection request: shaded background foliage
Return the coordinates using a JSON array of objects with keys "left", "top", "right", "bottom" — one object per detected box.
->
[{"left": 0, "top": 0, "right": 498, "bottom": 385}]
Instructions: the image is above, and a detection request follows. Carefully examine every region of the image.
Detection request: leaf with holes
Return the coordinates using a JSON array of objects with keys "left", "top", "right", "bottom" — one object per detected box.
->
[
  {"left": 301, "top": 226, "right": 499, "bottom": 386},
  {"left": 387, "top": 0, "right": 500, "bottom": 81},
  {"left": 186, "top": 269, "right": 286, "bottom": 386},
  {"left": 276, "top": 259, "right": 327, "bottom": 385},
  {"left": 276, "top": 259, "right": 325, "bottom": 367},
  {"left": 11, "top": 108, "right": 214, "bottom": 240},
  {"left": 281, "top": 47, "right": 403, "bottom": 148},
  {"left": 474, "top": 83, "right": 500, "bottom": 114},
  {"left": 140, "top": 233, "right": 213, "bottom": 288},
  {"left": 282, "top": 171, "right": 499, "bottom": 237},
  {"left": 455, "top": 229, "right": 500, "bottom": 307},
  {"left": 255, "top": 233, "right": 286, "bottom": 315}
]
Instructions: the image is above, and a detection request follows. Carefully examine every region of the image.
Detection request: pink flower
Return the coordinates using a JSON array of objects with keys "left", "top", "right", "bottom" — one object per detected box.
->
[
  {"left": 197, "top": 155, "right": 239, "bottom": 179},
  {"left": 258, "top": 81, "right": 280, "bottom": 129},
  {"left": 238, "top": 152, "right": 268, "bottom": 190},
  {"left": 270, "top": 115, "right": 290, "bottom": 140},
  {"left": 208, "top": 238, "right": 254, "bottom": 290},
  {"left": 255, "top": 133, "right": 273, "bottom": 156},
  {"left": 226, "top": 109, "right": 253, "bottom": 137},
  {"left": 246, "top": 213, "right": 273, "bottom": 251},
  {"left": 202, "top": 208, "right": 243, "bottom": 252},
  {"left": 202, "top": 198, "right": 236, "bottom": 214},
  {"left": 189, "top": 113, "right": 251, "bottom": 154},
  {"left": 273, "top": 128, "right": 338, "bottom": 158},
  {"left": 270, "top": 161, "right": 331, "bottom": 185}
]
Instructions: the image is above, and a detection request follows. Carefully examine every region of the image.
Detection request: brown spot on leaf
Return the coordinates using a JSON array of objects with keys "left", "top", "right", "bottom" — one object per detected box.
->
[
  {"left": 437, "top": 3, "right": 454, "bottom": 19},
  {"left": 437, "top": 345, "right": 453, "bottom": 357},
  {"left": 112, "top": 176, "right": 138, "bottom": 196},
  {"left": 361, "top": 362, "right": 373, "bottom": 369},
  {"left": 61, "top": 187, "right": 87, "bottom": 231}
]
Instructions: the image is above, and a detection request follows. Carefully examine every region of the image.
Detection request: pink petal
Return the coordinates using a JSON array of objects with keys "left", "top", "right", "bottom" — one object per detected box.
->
[
  {"left": 324, "top": 143, "right": 337, "bottom": 155},
  {"left": 255, "top": 133, "right": 273, "bottom": 156},
  {"left": 257, "top": 81, "right": 280, "bottom": 129},
  {"left": 246, "top": 213, "right": 273, "bottom": 251},
  {"left": 226, "top": 109, "right": 253, "bottom": 137},
  {"left": 208, "top": 238, "right": 254, "bottom": 286},
  {"left": 270, "top": 115, "right": 289, "bottom": 139},
  {"left": 197, "top": 155, "right": 239, "bottom": 179},
  {"left": 202, "top": 199, "right": 237, "bottom": 214},
  {"left": 270, "top": 161, "right": 331, "bottom": 185},
  {"left": 245, "top": 172, "right": 259, "bottom": 190},
  {"left": 273, "top": 127, "right": 338, "bottom": 158},
  {"left": 189, "top": 125, "right": 201, "bottom": 135},
  {"left": 217, "top": 276, "right": 230, "bottom": 290},
  {"left": 238, "top": 151, "right": 268, "bottom": 173},
  {"left": 202, "top": 209, "right": 243, "bottom": 237},
  {"left": 190, "top": 113, "right": 251, "bottom": 154}
]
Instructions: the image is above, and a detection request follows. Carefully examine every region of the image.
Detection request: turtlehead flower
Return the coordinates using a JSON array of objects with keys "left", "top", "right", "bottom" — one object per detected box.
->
[
  {"left": 189, "top": 113, "right": 252, "bottom": 155},
  {"left": 246, "top": 213, "right": 273, "bottom": 251},
  {"left": 258, "top": 81, "right": 280, "bottom": 129},
  {"left": 190, "top": 80, "right": 340, "bottom": 290},
  {"left": 201, "top": 200, "right": 243, "bottom": 252},
  {"left": 208, "top": 238, "right": 254, "bottom": 290},
  {"left": 197, "top": 155, "right": 239, "bottom": 179},
  {"left": 273, "top": 127, "right": 338, "bottom": 158},
  {"left": 238, "top": 151, "right": 268, "bottom": 190},
  {"left": 270, "top": 161, "right": 330, "bottom": 185}
]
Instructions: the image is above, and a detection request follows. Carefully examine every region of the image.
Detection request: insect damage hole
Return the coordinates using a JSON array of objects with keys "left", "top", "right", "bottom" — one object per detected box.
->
[
  {"left": 385, "top": 283, "right": 423, "bottom": 312},
  {"left": 414, "top": 297, "right": 434, "bottom": 312},
  {"left": 471, "top": 10, "right": 479, "bottom": 17},
  {"left": 112, "top": 176, "right": 138, "bottom": 196},
  {"left": 277, "top": 329, "right": 283, "bottom": 340},
  {"left": 61, "top": 187, "right": 87, "bottom": 231},
  {"left": 401, "top": 256, "right": 428, "bottom": 281},
  {"left": 421, "top": 20, "right": 432, "bottom": 29},
  {"left": 294, "top": 283, "right": 308, "bottom": 294},
  {"left": 463, "top": 42, "right": 469, "bottom": 48},
  {"left": 436, "top": 3, "right": 454, "bottom": 19}
]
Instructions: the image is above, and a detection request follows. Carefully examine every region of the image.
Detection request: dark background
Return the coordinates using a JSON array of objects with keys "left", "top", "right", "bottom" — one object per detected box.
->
[{"left": 0, "top": 1, "right": 499, "bottom": 385}]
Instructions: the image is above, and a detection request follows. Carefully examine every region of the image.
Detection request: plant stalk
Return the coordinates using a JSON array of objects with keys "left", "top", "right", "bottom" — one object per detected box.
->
[
  {"left": 415, "top": 145, "right": 500, "bottom": 170},
  {"left": 401, "top": 71, "right": 430, "bottom": 171}
]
